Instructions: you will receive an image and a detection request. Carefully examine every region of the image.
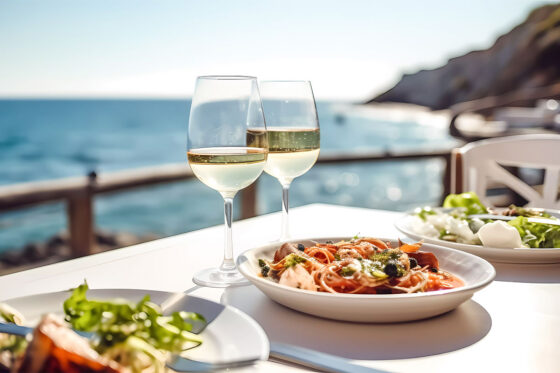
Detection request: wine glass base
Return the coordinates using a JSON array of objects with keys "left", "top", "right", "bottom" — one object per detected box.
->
[{"left": 192, "top": 267, "right": 250, "bottom": 288}]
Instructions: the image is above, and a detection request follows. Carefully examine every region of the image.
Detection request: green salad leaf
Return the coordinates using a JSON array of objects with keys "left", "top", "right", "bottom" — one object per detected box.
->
[
  {"left": 416, "top": 207, "right": 437, "bottom": 221},
  {"left": 63, "top": 282, "right": 204, "bottom": 354},
  {"left": 507, "top": 216, "right": 560, "bottom": 248},
  {"left": 443, "top": 192, "right": 488, "bottom": 215}
]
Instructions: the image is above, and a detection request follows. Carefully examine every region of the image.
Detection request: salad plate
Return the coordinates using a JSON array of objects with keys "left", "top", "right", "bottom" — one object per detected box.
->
[
  {"left": 4, "top": 288, "right": 269, "bottom": 364},
  {"left": 237, "top": 237, "right": 495, "bottom": 322},
  {"left": 395, "top": 208, "right": 560, "bottom": 264}
]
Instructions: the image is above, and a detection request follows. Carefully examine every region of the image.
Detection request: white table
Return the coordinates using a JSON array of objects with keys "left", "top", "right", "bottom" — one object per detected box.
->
[{"left": 1, "top": 204, "right": 559, "bottom": 373}]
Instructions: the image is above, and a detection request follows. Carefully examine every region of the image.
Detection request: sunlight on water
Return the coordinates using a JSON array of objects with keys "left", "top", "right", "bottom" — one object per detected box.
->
[{"left": 0, "top": 100, "right": 459, "bottom": 252}]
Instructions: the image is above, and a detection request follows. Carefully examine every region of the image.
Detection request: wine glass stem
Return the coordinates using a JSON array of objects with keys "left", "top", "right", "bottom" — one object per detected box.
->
[
  {"left": 280, "top": 183, "right": 291, "bottom": 241},
  {"left": 220, "top": 197, "right": 236, "bottom": 272}
]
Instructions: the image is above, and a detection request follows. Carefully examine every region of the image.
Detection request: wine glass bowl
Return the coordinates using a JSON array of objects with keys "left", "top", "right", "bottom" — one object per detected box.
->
[
  {"left": 188, "top": 147, "right": 266, "bottom": 198},
  {"left": 187, "top": 76, "right": 267, "bottom": 287},
  {"left": 256, "top": 81, "right": 320, "bottom": 241}
]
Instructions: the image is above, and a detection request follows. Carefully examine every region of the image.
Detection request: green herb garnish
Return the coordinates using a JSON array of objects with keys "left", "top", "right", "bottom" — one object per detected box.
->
[
  {"left": 63, "top": 282, "right": 204, "bottom": 354},
  {"left": 368, "top": 249, "right": 406, "bottom": 277},
  {"left": 416, "top": 207, "right": 437, "bottom": 221},
  {"left": 369, "top": 249, "right": 401, "bottom": 262},
  {"left": 340, "top": 267, "right": 356, "bottom": 277},
  {"left": 284, "top": 253, "right": 307, "bottom": 268}
]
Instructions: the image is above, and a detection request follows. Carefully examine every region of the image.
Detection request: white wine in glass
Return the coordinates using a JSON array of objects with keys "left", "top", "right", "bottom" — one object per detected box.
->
[
  {"left": 253, "top": 81, "right": 320, "bottom": 241},
  {"left": 187, "top": 76, "right": 267, "bottom": 287},
  {"left": 188, "top": 147, "right": 267, "bottom": 197}
]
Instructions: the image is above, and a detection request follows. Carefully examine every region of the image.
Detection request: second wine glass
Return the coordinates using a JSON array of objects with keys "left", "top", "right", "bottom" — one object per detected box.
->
[{"left": 253, "top": 81, "right": 320, "bottom": 241}]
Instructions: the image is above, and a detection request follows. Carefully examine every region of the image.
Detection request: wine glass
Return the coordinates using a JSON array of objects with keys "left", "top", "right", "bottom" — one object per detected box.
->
[
  {"left": 187, "top": 76, "right": 267, "bottom": 287},
  {"left": 257, "top": 81, "right": 320, "bottom": 241}
]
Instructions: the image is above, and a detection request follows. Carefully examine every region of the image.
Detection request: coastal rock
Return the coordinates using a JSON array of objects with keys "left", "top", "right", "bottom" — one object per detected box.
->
[
  {"left": 368, "top": 4, "right": 560, "bottom": 110},
  {"left": 48, "top": 244, "right": 71, "bottom": 258},
  {"left": 46, "top": 234, "right": 70, "bottom": 257},
  {"left": 22, "top": 243, "right": 47, "bottom": 262},
  {"left": 95, "top": 230, "right": 118, "bottom": 246},
  {"left": 0, "top": 251, "right": 24, "bottom": 266},
  {"left": 0, "top": 230, "right": 160, "bottom": 275},
  {"left": 46, "top": 234, "right": 66, "bottom": 249}
]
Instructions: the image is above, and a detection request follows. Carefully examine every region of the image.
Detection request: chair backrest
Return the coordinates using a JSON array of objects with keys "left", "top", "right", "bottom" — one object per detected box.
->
[{"left": 451, "top": 134, "right": 560, "bottom": 209}]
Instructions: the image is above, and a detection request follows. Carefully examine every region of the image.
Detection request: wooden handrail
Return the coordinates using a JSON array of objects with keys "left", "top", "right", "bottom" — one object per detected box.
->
[
  {"left": 0, "top": 150, "right": 454, "bottom": 257},
  {"left": 0, "top": 164, "right": 197, "bottom": 258},
  {"left": 0, "top": 164, "right": 195, "bottom": 210},
  {"left": 317, "top": 149, "right": 452, "bottom": 163}
]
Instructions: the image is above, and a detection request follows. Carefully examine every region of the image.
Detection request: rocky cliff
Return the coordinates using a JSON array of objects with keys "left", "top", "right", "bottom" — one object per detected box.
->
[{"left": 369, "top": 4, "right": 560, "bottom": 110}]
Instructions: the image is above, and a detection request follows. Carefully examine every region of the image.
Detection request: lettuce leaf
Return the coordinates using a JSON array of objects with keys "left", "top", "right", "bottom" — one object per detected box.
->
[
  {"left": 507, "top": 216, "right": 560, "bottom": 248},
  {"left": 443, "top": 192, "right": 488, "bottom": 215},
  {"left": 63, "top": 282, "right": 204, "bottom": 353}
]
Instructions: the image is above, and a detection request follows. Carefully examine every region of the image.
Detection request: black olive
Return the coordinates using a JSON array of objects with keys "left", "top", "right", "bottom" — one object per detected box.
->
[
  {"left": 409, "top": 258, "right": 418, "bottom": 268},
  {"left": 325, "top": 240, "right": 334, "bottom": 244},
  {"left": 270, "top": 269, "right": 280, "bottom": 280},
  {"left": 384, "top": 263, "right": 399, "bottom": 277},
  {"left": 261, "top": 266, "right": 270, "bottom": 277},
  {"left": 297, "top": 243, "right": 305, "bottom": 251},
  {"left": 430, "top": 267, "right": 438, "bottom": 273}
]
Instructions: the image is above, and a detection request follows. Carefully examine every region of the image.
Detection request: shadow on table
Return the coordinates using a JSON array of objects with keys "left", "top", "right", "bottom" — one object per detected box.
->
[
  {"left": 492, "top": 262, "right": 560, "bottom": 283},
  {"left": 222, "top": 286, "right": 492, "bottom": 360}
]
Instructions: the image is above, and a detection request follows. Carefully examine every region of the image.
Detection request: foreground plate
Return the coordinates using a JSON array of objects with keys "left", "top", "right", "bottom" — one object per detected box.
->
[
  {"left": 237, "top": 237, "right": 495, "bottom": 323},
  {"left": 395, "top": 210, "right": 560, "bottom": 264},
  {"left": 4, "top": 289, "right": 269, "bottom": 363}
]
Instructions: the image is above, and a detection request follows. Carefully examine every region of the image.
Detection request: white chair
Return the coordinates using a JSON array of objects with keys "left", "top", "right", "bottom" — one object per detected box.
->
[{"left": 451, "top": 134, "right": 560, "bottom": 209}]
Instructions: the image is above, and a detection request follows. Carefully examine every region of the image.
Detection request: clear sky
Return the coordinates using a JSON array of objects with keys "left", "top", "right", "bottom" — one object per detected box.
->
[{"left": 0, "top": 0, "right": 554, "bottom": 101}]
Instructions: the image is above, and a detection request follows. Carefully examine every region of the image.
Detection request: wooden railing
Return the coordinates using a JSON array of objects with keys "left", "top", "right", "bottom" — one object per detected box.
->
[{"left": 0, "top": 149, "right": 453, "bottom": 257}]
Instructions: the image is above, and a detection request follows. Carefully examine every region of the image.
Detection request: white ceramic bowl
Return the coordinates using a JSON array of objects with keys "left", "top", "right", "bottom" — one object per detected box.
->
[{"left": 237, "top": 237, "right": 495, "bottom": 323}]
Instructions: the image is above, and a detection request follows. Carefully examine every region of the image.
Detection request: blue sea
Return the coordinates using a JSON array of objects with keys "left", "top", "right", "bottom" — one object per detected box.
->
[{"left": 0, "top": 100, "right": 460, "bottom": 253}]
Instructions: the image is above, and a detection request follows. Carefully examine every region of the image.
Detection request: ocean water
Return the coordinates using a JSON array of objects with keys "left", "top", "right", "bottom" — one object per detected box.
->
[{"left": 0, "top": 100, "right": 460, "bottom": 253}]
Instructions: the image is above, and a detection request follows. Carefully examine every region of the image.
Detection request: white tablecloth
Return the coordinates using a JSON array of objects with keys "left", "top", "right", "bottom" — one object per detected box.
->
[{"left": 1, "top": 204, "right": 558, "bottom": 373}]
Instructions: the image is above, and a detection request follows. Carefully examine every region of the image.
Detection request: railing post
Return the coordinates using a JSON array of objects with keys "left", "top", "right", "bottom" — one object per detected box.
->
[
  {"left": 450, "top": 150, "right": 463, "bottom": 194},
  {"left": 441, "top": 153, "right": 452, "bottom": 205},
  {"left": 240, "top": 181, "right": 258, "bottom": 219},
  {"left": 67, "top": 175, "right": 95, "bottom": 257}
]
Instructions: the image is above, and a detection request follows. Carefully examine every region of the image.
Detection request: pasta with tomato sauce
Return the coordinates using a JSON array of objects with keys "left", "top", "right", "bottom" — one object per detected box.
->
[{"left": 258, "top": 238, "right": 463, "bottom": 294}]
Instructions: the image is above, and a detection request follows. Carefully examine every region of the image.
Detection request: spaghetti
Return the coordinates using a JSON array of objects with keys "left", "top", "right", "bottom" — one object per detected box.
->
[{"left": 258, "top": 238, "right": 463, "bottom": 294}]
